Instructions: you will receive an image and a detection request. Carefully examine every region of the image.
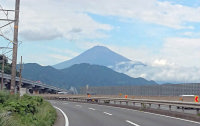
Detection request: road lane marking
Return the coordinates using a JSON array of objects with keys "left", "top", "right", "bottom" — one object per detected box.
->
[
  {"left": 103, "top": 112, "right": 112, "bottom": 115},
  {"left": 54, "top": 106, "right": 69, "bottom": 126},
  {"left": 63, "top": 103, "right": 68, "bottom": 105},
  {"left": 142, "top": 111, "right": 200, "bottom": 125},
  {"left": 126, "top": 120, "right": 140, "bottom": 126},
  {"left": 88, "top": 107, "right": 96, "bottom": 110},
  {"left": 77, "top": 102, "right": 200, "bottom": 125},
  {"left": 76, "top": 105, "right": 82, "bottom": 107}
]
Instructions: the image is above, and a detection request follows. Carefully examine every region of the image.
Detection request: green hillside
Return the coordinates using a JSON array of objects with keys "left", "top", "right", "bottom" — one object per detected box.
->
[{"left": 20, "top": 63, "right": 157, "bottom": 89}]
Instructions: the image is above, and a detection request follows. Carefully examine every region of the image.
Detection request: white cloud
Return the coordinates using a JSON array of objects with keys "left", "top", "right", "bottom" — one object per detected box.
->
[
  {"left": 2, "top": 0, "right": 200, "bottom": 41},
  {"left": 47, "top": 47, "right": 79, "bottom": 58},
  {"left": 161, "top": 37, "right": 200, "bottom": 67},
  {"left": 20, "top": 1, "right": 113, "bottom": 41},
  {"left": 113, "top": 61, "right": 200, "bottom": 83},
  {"left": 48, "top": 54, "right": 70, "bottom": 61},
  {"left": 106, "top": 37, "right": 200, "bottom": 67},
  {"left": 1, "top": 0, "right": 113, "bottom": 41},
  {"left": 72, "top": 0, "right": 200, "bottom": 29},
  {"left": 21, "top": 53, "right": 70, "bottom": 66},
  {"left": 181, "top": 32, "right": 200, "bottom": 38},
  {"left": 152, "top": 59, "right": 175, "bottom": 66}
]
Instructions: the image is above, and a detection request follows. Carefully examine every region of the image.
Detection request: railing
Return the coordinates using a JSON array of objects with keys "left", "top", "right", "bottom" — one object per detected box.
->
[
  {"left": 55, "top": 96, "right": 200, "bottom": 114},
  {"left": 0, "top": 73, "right": 67, "bottom": 92}
]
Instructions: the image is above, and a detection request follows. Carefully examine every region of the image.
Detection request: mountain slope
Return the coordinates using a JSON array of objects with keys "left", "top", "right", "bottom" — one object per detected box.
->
[
  {"left": 60, "top": 63, "right": 157, "bottom": 87},
  {"left": 21, "top": 63, "right": 157, "bottom": 89},
  {"left": 53, "top": 46, "right": 131, "bottom": 69},
  {"left": 20, "top": 63, "right": 68, "bottom": 88}
]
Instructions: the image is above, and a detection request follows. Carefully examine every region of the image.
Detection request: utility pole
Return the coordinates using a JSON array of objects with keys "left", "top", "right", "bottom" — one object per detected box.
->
[
  {"left": 1, "top": 55, "right": 5, "bottom": 90},
  {"left": 19, "top": 56, "right": 22, "bottom": 95},
  {"left": 11, "top": 0, "right": 20, "bottom": 94}
]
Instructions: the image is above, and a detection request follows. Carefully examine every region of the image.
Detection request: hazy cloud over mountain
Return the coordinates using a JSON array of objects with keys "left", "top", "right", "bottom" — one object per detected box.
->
[{"left": 111, "top": 61, "right": 200, "bottom": 83}]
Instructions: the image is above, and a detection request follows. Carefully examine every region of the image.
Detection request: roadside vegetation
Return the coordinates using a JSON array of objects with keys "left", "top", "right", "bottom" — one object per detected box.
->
[
  {"left": 0, "top": 91, "right": 56, "bottom": 126},
  {"left": 0, "top": 55, "right": 20, "bottom": 76}
]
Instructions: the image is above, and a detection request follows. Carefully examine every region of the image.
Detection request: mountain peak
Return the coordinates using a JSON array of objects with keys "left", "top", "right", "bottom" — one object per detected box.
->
[
  {"left": 53, "top": 46, "right": 131, "bottom": 69},
  {"left": 90, "top": 45, "right": 110, "bottom": 50}
]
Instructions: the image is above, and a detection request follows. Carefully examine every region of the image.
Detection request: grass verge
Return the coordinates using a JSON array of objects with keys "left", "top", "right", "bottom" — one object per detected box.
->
[{"left": 0, "top": 91, "right": 57, "bottom": 126}]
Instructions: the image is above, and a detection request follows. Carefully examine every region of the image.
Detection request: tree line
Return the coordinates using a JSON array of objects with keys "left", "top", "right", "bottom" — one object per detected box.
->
[{"left": 0, "top": 55, "right": 19, "bottom": 76}]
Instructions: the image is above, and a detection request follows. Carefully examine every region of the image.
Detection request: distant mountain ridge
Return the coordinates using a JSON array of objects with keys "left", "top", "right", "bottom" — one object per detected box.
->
[
  {"left": 21, "top": 63, "right": 157, "bottom": 89},
  {"left": 53, "top": 46, "right": 131, "bottom": 69}
]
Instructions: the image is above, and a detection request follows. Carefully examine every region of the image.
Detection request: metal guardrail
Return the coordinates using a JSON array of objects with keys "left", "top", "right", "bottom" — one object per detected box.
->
[
  {"left": 0, "top": 73, "right": 67, "bottom": 92},
  {"left": 56, "top": 96, "right": 200, "bottom": 114}
]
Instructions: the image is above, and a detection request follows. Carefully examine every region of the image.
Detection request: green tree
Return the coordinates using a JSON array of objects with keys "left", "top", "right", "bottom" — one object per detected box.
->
[{"left": 0, "top": 55, "right": 19, "bottom": 76}]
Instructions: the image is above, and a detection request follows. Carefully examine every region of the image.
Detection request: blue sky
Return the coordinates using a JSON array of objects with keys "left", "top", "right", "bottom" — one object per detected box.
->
[
  {"left": 159, "top": 0, "right": 200, "bottom": 7},
  {"left": 1, "top": 0, "right": 200, "bottom": 82},
  {"left": 0, "top": 0, "right": 200, "bottom": 65}
]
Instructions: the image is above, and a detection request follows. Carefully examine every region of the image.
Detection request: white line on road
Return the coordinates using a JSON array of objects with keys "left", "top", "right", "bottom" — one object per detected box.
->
[
  {"left": 63, "top": 103, "right": 68, "bottom": 105},
  {"left": 103, "top": 112, "right": 112, "bottom": 115},
  {"left": 54, "top": 106, "right": 69, "bottom": 126},
  {"left": 126, "top": 120, "right": 140, "bottom": 126},
  {"left": 80, "top": 102, "right": 200, "bottom": 125},
  {"left": 142, "top": 111, "right": 200, "bottom": 125},
  {"left": 76, "top": 105, "right": 82, "bottom": 107},
  {"left": 88, "top": 107, "right": 96, "bottom": 110}
]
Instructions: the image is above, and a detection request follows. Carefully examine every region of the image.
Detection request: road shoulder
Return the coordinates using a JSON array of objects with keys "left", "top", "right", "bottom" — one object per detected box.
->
[{"left": 54, "top": 108, "right": 65, "bottom": 126}]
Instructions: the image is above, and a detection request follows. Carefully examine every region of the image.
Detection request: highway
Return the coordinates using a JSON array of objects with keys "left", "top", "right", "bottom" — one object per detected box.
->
[{"left": 50, "top": 100, "right": 200, "bottom": 126}]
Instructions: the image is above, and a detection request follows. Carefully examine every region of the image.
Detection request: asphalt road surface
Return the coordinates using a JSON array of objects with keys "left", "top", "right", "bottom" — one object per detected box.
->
[{"left": 50, "top": 100, "right": 200, "bottom": 126}]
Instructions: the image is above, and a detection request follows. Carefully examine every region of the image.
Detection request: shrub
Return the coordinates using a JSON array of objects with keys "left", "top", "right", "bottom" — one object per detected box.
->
[
  {"left": 0, "top": 91, "right": 56, "bottom": 126},
  {"left": 4, "top": 95, "right": 43, "bottom": 115},
  {"left": 0, "top": 112, "right": 18, "bottom": 126}
]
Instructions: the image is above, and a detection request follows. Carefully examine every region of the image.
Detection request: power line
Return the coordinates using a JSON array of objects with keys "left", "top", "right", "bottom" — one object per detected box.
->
[
  {"left": 0, "top": 33, "right": 13, "bottom": 42},
  {"left": 0, "top": 3, "right": 16, "bottom": 66},
  {"left": 0, "top": 4, "right": 14, "bottom": 34},
  {"left": 0, "top": 21, "right": 14, "bottom": 29},
  {"left": 0, "top": 3, "right": 15, "bottom": 53},
  {"left": 0, "top": 32, "right": 13, "bottom": 55},
  {"left": 0, "top": 9, "right": 15, "bottom": 12},
  {"left": 0, "top": 47, "right": 12, "bottom": 49}
]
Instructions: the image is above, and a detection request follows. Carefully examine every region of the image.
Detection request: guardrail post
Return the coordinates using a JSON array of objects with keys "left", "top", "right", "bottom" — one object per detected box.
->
[
  {"left": 114, "top": 101, "right": 116, "bottom": 104},
  {"left": 133, "top": 102, "right": 135, "bottom": 106},
  {"left": 169, "top": 105, "right": 171, "bottom": 111},
  {"left": 158, "top": 104, "right": 160, "bottom": 109},
  {"left": 149, "top": 104, "right": 151, "bottom": 108},
  {"left": 120, "top": 101, "right": 122, "bottom": 105},
  {"left": 126, "top": 101, "right": 128, "bottom": 105},
  {"left": 182, "top": 107, "right": 184, "bottom": 113},
  {"left": 196, "top": 109, "right": 199, "bottom": 115}
]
